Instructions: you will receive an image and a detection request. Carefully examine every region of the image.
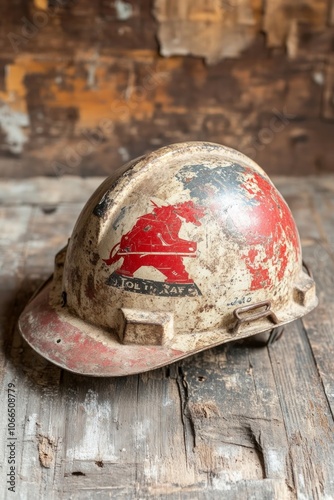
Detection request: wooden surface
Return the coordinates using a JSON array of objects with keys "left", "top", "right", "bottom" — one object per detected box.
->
[
  {"left": 1, "top": 175, "right": 334, "bottom": 499},
  {"left": 0, "top": 0, "right": 334, "bottom": 176}
]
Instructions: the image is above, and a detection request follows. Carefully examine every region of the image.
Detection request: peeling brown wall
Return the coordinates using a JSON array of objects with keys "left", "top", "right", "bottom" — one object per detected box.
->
[
  {"left": 0, "top": 0, "right": 333, "bottom": 177},
  {"left": 154, "top": 0, "right": 263, "bottom": 63}
]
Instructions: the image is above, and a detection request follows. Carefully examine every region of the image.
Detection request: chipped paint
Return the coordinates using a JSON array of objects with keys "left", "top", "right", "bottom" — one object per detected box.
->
[
  {"left": 0, "top": 57, "right": 47, "bottom": 115},
  {"left": 241, "top": 170, "right": 299, "bottom": 289},
  {"left": 154, "top": 0, "right": 261, "bottom": 63},
  {"left": 177, "top": 162, "right": 299, "bottom": 291},
  {"left": 114, "top": 0, "right": 133, "bottom": 21},
  {"left": 0, "top": 55, "right": 157, "bottom": 133},
  {"left": 0, "top": 104, "right": 29, "bottom": 154}
]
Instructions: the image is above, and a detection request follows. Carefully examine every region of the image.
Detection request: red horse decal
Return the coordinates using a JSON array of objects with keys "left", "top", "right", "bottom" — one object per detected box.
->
[{"left": 103, "top": 201, "right": 205, "bottom": 284}]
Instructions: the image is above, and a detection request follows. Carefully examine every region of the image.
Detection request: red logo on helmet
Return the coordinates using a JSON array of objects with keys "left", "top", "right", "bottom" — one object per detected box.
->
[{"left": 103, "top": 201, "right": 205, "bottom": 296}]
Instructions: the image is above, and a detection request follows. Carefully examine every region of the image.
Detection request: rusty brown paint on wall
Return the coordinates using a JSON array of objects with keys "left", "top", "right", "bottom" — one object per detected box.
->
[
  {"left": 154, "top": 0, "right": 263, "bottom": 63},
  {"left": 0, "top": 0, "right": 333, "bottom": 176}
]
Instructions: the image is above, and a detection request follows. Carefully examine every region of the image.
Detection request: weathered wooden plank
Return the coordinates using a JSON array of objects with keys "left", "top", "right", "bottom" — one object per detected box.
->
[
  {"left": 60, "top": 479, "right": 290, "bottom": 500},
  {"left": 0, "top": 205, "right": 41, "bottom": 500},
  {"left": 0, "top": 202, "right": 81, "bottom": 500},
  {"left": 294, "top": 180, "right": 334, "bottom": 415},
  {"left": 0, "top": 205, "right": 33, "bottom": 392},
  {"left": 1, "top": 177, "right": 334, "bottom": 499},
  {"left": 0, "top": 177, "right": 102, "bottom": 205},
  {"left": 176, "top": 341, "right": 293, "bottom": 498},
  {"left": 268, "top": 319, "right": 334, "bottom": 499},
  {"left": 269, "top": 179, "right": 334, "bottom": 498},
  {"left": 61, "top": 369, "right": 196, "bottom": 498}
]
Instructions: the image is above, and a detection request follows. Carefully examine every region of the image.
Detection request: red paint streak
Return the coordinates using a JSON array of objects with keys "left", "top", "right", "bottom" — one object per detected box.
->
[
  {"left": 104, "top": 201, "right": 205, "bottom": 284},
  {"left": 246, "top": 247, "right": 270, "bottom": 289},
  {"left": 247, "top": 248, "right": 258, "bottom": 262},
  {"left": 239, "top": 170, "right": 300, "bottom": 289},
  {"left": 20, "top": 289, "right": 185, "bottom": 376},
  {"left": 246, "top": 264, "right": 270, "bottom": 289},
  {"left": 208, "top": 169, "right": 300, "bottom": 291}
]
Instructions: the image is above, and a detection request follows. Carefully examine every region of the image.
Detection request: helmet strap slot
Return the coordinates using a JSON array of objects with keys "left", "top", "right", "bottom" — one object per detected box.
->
[{"left": 231, "top": 300, "right": 279, "bottom": 335}]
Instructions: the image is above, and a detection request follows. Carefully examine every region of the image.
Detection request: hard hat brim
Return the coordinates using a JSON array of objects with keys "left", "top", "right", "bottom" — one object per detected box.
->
[
  {"left": 18, "top": 271, "right": 318, "bottom": 377},
  {"left": 18, "top": 276, "right": 189, "bottom": 377}
]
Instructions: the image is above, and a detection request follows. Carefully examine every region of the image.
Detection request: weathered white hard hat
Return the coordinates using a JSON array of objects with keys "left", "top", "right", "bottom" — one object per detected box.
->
[{"left": 19, "top": 142, "right": 318, "bottom": 376}]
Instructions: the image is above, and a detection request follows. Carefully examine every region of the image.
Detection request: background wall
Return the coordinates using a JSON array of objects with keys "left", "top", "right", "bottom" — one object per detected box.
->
[{"left": 0, "top": 0, "right": 333, "bottom": 177}]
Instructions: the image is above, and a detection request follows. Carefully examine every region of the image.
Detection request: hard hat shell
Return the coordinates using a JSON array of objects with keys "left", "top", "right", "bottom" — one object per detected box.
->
[{"left": 18, "top": 142, "right": 317, "bottom": 376}]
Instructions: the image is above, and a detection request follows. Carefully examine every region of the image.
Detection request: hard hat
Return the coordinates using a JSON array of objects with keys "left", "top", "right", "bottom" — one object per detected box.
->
[{"left": 18, "top": 142, "right": 318, "bottom": 376}]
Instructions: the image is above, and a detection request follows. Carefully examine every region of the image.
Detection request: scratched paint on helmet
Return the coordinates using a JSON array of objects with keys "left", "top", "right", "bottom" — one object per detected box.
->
[
  {"left": 239, "top": 169, "right": 299, "bottom": 289},
  {"left": 177, "top": 164, "right": 300, "bottom": 291},
  {"left": 102, "top": 200, "right": 205, "bottom": 296},
  {"left": 19, "top": 142, "right": 318, "bottom": 376},
  {"left": 60, "top": 144, "right": 313, "bottom": 339}
]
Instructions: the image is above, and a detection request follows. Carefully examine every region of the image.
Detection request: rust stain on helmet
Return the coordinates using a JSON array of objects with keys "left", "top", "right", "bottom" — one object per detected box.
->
[{"left": 18, "top": 142, "right": 318, "bottom": 376}]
